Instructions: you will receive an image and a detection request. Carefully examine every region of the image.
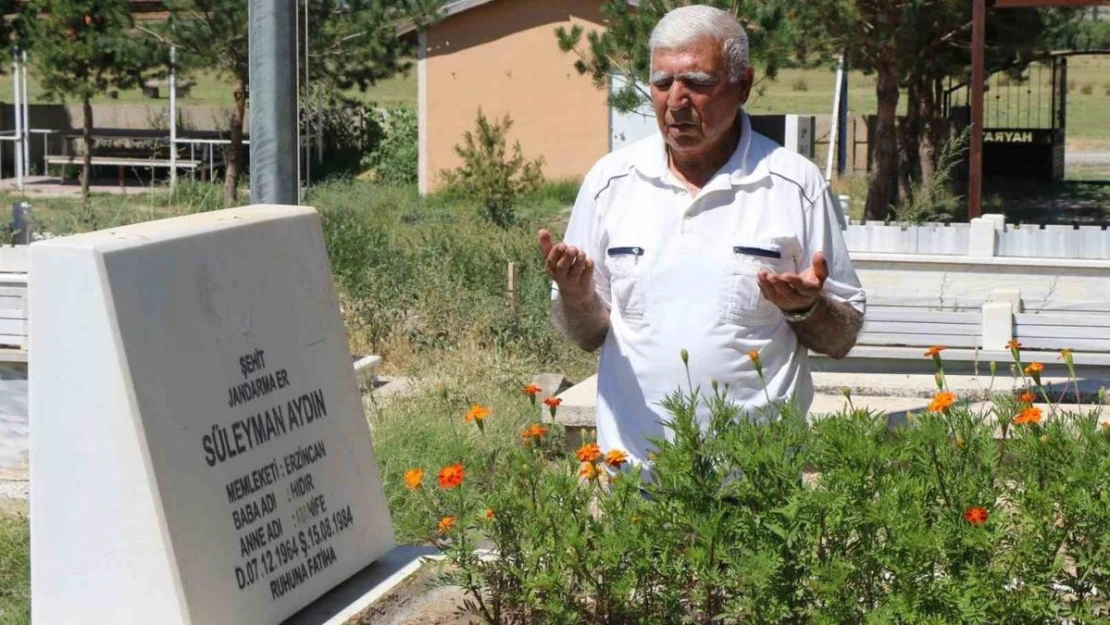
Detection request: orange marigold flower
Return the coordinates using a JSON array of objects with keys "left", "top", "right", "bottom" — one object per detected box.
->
[
  {"left": 928, "top": 391, "right": 957, "bottom": 412},
  {"left": 437, "top": 516, "right": 456, "bottom": 535},
  {"left": 605, "top": 449, "right": 629, "bottom": 469},
  {"left": 924, "top": 345, "right": 946, "bottom": 358},
  {"left": 577, "top": 443, "right": 602, "bottom": 463},
  {"left": 1024, "top": 362, "right": 1044, "bottom": 376},
  {"left": 747, "top": 349, "right": 762, "bottom": 368},
  {"left": 964, "top": 506, "right": 988, "bottom": 526},
  {"left": 485, "top": 509, "right": 495, "bottom": 520},
  {"left": 437, "top": 463, "right": 465, "bottom": 489},
  {"left": 403, "top": 468, "right": 424, "bottom": 490},
  {"left": 523, "top": 384, "right": 542, "bottom": 397},
  {"left": 521, "top": 424, "right": 548, "bottom": 445},
  {"left": 579, "top": 462, "right": 598, "bottom": 480},
  {"left": 464, "top": 404, "right": 491, "bottom": 423},
  {"left": 1059, "top": 348, "right": 1074, "bottom": 361},
  {"left": 543, "top": 397, "right": 562, "bottom": 409},
  {"left": 1007, "top": 339, "right": 1022, "bottom": 351},
  {"left": 1013, "top": 406, "right": 1043, "bottom": 426},
  {"left": 1019, "top": 391, "right": 1036, "bottom": 404}
]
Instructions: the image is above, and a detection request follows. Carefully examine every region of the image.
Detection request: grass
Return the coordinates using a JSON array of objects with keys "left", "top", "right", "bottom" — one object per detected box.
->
[{"left": 0, "top": 512, "right": 29, "bottom": 625}]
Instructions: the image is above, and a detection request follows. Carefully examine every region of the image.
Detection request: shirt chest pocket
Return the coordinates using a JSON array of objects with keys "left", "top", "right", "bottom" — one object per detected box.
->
[
  {"left": 605, "top": 246, "right": 647, "bottom": 322},
  {"left": 720, "top": 238, "right": 799, "bottom": 325}
]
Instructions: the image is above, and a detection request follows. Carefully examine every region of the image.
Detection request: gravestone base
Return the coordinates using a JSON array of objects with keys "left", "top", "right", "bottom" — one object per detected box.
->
[{"left": 281, "top": 546, "right": 436, "bottom": 625}]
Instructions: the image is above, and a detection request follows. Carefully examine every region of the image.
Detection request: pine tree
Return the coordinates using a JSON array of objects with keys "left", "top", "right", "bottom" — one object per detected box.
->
[
  {"left": 23, "top": 0, "right": 160, "bottom": 210},
  {"left": 165, "top": 0, "right": 428, "bottom": 206}
]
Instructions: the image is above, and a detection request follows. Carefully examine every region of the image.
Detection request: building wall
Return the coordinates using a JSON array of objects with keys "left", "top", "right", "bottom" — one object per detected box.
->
[{"left": 421, "top": 0, "right": 609, "bottom": 192}]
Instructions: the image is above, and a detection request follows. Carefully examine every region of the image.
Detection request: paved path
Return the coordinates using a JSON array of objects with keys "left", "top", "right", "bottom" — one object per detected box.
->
[{"left": 1067, "top": 151, "right": 1110, "bottom": 166}]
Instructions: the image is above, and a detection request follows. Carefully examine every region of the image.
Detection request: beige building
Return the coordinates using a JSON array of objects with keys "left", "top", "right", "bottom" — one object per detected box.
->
[{"left": 401, "top": 0, "right": 614, "bottom": 193}]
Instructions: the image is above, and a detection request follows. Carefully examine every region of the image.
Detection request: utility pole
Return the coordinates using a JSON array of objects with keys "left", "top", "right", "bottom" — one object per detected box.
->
[{"left": 248, "top": 0, "right": 298, "bottom": 205}]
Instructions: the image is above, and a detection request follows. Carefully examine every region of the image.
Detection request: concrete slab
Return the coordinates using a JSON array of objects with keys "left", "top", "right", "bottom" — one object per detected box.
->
[{"left": 281, "top": 546, "right": 440, "bottom": 625}]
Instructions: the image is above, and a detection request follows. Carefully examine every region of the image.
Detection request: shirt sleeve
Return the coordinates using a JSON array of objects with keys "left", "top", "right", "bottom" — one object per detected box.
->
[
  {"left": 551, "top": 167, "right": 611, "bottom": 308},
  {"left": 803, "top": 184, "right": 866, "bottom": 315}
]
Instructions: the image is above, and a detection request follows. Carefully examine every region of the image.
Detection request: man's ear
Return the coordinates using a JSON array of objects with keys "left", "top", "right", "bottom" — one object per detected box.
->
[{"left": 736, "top": 65, "right": 755, "bottom": 105}]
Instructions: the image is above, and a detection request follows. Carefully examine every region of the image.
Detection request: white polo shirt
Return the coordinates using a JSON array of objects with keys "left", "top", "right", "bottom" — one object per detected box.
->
[{"left": 555, "top": 112, "right": 865, "bottom": 468}]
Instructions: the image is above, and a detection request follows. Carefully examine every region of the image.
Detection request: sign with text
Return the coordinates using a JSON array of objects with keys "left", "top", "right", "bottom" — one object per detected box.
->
[{"left": 30, "top": 205, "right": 393, "bottom": 625}]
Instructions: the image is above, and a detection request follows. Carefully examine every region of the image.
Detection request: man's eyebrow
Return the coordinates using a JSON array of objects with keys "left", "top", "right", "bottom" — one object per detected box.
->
[{"left": 649, "top": 70, "right": 718, "bottom": 84}]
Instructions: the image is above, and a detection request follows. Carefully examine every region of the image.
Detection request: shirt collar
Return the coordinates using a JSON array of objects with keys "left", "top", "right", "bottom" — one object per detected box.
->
[{"left": 630, "top": 110, "right": 768, "bottom": 187}]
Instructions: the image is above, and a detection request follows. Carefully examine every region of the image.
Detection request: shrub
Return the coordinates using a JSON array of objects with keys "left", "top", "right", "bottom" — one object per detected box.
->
[
  {"left": 409, "top": 347, "right": 1110, "bottom": 624},
  {"left": 791, "top": 78, "right": 808, "bottom": 92},
  {"left": 1081, "top": 83, "right": 1094, "bottom": 95},
  {"left": 360, "top": 105, "right": 418, "bottom": 185},
  {"left": 440, "top": 109, "right": 545, "bottom": 229}
]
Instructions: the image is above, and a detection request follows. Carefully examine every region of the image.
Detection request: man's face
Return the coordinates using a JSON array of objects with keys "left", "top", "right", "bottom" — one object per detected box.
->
[{"left": 650, "top": 37, "right": 752, "bottom": 159}]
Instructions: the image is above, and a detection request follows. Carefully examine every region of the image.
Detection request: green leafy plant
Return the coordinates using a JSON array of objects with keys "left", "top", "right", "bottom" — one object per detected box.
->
[
  {"left": 360, "top": 105, "right": 418, "bottom": 185},
  {"left": 407, "top": 346, "right": 1110, "bottom": 624},
  {"left": 440, "top": 110, "right": 545, "bottom": 229},
  {"left": 893, "top": 124, "right": 971, "bottom": 225}
]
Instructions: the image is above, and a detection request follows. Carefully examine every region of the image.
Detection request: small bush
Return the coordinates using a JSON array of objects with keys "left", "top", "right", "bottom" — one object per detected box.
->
[
  {"left": 440, "top": 109, "right": 545, "bottom": 229},
  {"left": 360, "top": 105, "right": 418, "bottom": 185},
  {"left": 1067, "top": 78, "right": 1077, "bottom": 93},
  {"left": 1081, "top": 83, "right": 1094, "bottom": 95},
  {"left": 791, "top": 78, "right": 808, "bottom": 92}
]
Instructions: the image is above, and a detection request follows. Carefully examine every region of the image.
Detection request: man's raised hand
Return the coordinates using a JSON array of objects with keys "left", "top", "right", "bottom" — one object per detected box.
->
[
  {"left": 757, "top": 251, "right": 829, "bottom": 313},
  {"left": 538, "top": 229, "right": 594, "bottom": 301}
]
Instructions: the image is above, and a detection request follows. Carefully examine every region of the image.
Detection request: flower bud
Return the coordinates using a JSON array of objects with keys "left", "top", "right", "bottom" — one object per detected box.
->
[{"left": 680, "top": 348, "right": 689, "bottom": 366}]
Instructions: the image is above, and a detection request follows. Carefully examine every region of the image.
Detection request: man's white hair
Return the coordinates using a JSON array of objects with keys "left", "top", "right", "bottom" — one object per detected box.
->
[{"left": 648, "top": 5, "right": 749, "bottom": 83}]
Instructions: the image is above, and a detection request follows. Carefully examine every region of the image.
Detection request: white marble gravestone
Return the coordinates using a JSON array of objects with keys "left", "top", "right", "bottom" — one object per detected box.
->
[{"left": 29, "top": 205, "right": 394, "bottom": 625}]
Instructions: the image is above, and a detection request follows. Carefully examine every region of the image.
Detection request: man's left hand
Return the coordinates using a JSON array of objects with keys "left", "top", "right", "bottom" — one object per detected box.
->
[{"left": 757, "top": 251, "right": 828, "bottom": 313}]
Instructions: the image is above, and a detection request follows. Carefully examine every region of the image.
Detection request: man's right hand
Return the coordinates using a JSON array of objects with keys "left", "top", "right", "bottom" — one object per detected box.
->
[{"left": 538, "top": 229, "right": 595, "bottom": 301}]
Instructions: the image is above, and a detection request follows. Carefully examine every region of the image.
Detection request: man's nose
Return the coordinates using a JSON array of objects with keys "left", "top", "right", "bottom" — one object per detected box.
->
[{"left": 667, "top": 80, "right": 690, "bottom": 110}]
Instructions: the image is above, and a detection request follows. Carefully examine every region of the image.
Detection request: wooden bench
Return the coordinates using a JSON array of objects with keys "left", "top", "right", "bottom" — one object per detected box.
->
[{"left": 44, "top": 154, "right": 221, "bottom": 184}]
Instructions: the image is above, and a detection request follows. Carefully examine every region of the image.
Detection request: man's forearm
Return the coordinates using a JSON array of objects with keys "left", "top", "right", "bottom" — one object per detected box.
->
[
  {"left": 788, "top": 295, "right": 863, "bottom": 359},
  {"left": 552, "top": 292, "right": 610, "bottom": 352}
]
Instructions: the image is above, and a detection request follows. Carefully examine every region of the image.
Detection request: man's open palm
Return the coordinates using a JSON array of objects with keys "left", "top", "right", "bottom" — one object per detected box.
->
[
  {"left": 538, "top": 229, "right": 594, "bottom": 301},
  {"left": 757, "top": 251, "right": 829, "bottom": 313}
]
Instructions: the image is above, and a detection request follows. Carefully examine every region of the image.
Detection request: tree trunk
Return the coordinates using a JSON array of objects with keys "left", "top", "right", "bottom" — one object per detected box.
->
[
  {"left": 917, "top": 77, "right": 944, "bottom": 189},
  {"left": 865, "top": 61, "right": 900, "bottom": 221},
  {"left": 224, "top": 73, "right": 247, "bottom": 207},
  {"left": 81, "top": 96, "right": 93, "bottom": 212},
  {"left": 899, "top": 76, "right": 921, "bottom": 205}
]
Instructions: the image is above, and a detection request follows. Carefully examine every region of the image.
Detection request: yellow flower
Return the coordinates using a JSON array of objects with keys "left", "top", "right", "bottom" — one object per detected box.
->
[
  {"left": 579, "top": 462, "right": 598, "bottom": 480},
  {"left": 1024, "top": 362, "right": 1044, "bottom": 376},
  {"left": 928, "top": 391, "right": 957, "bottom": 412},
  {"left": 437, "top": 516, "right": 456, "bottom": 535},
  {"left": 521, "top": 424, "right": 548, "bottom": 445},
  {"left": 403, "top": 468, "right": 424, "bottom": 490},
  {"left": 1013, "top": 407, "right": 1043, "bottom": 426},
  {"left": 464, "top": 404, "right": 491, "bottom": 423},
  {"left": 604, "top": 449, "right": 628, "bottom": 469},
  {"left": 1007, "top": 339, "right": 1022, "bottom": 352}
]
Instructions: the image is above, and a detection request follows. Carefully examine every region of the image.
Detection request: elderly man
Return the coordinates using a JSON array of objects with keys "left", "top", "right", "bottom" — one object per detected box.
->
[{"left": 538, "top": 5, "right": 865, "bottom": 467}]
